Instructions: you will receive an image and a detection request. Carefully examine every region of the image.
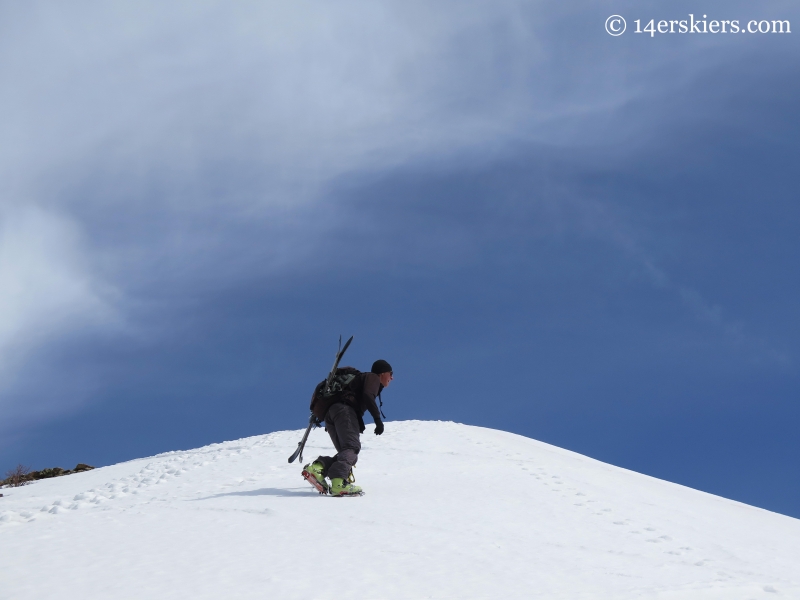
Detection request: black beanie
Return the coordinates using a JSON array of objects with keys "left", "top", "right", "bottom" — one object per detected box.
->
[{"left": 371, "top": 359, "right": 392, "bottom": 375}]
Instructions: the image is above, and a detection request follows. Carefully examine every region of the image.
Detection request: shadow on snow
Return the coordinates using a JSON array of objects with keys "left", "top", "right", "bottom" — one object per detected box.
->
[{"left": 192, "top": 487, "right": 319, "bottom": 500}]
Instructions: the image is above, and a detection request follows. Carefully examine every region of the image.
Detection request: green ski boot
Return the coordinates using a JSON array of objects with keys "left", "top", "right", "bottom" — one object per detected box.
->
[
  {"left": 330, "top": 477, "right": 363, "bottom": 497},
  {"left": 301, "top": 462, "right": 329, "bottom": 494}
]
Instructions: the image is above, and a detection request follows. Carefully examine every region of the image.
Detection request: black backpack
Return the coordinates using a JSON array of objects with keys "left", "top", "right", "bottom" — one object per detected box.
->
[{"left": 309, "top": 366, "right": 361, "bottom": 420}]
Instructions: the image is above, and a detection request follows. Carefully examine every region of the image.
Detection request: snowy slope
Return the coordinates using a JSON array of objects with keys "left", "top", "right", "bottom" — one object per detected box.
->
[{"left": 1, "top": 421, "right": 798, "bottom": 599}]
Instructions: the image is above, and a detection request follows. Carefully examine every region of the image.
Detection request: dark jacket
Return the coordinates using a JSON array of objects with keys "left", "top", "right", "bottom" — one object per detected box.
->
[{"left": 344, "top": 371, "right": 383, "bottom": 433}]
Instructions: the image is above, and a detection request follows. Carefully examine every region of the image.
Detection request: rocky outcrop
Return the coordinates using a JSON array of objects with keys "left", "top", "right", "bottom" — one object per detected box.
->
[{"left": 1, "top": 464, "right": 95, "bottom": 488}]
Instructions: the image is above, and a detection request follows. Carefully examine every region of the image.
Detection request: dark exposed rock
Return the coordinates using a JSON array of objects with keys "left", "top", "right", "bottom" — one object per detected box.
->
[
  {"left": 33, "top": 467, "right": 65, "bottom": 479},
  {"left": 1, "top": 463, "right": 95, "bottom": 487}
]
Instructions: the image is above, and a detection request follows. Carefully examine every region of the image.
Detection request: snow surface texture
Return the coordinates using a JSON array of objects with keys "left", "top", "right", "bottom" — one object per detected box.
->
[{"left": 1, "top": 421, "right": 798, "bottom": 599}]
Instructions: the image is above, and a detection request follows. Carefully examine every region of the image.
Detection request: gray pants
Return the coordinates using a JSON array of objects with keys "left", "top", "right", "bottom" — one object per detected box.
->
[{"left": 316, "top": 402, "right": 361, "bottom": 481}]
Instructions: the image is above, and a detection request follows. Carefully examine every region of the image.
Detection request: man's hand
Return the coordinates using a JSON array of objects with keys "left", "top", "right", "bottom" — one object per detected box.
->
[{"left": 374, "top": 420, "right": 384, "bottom": 435}]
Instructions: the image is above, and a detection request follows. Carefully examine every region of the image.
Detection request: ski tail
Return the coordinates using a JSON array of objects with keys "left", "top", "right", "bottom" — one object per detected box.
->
[{"left": 288, "top": 413, "right": 317, "bottom": 463}]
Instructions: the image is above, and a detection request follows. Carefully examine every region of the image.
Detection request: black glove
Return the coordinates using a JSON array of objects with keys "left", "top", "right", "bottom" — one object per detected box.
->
[{"left": 374, "top": 420, "right": 384, "bottom": 435}]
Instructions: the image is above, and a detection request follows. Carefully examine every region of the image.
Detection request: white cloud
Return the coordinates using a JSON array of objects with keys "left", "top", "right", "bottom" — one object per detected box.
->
[
  {"left": 1, "top": 1, "right": 704, "bottom": 211},
  {"left": 0, "top": 207, "right": 120, "bottom": 400},
  {"left": 1, "top": 3, "right": 532, "bottom": 205}
]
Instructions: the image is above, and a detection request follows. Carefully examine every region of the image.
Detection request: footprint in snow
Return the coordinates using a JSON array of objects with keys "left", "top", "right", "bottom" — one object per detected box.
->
[{"left": 12, "top": 458, "right": 193, "bottom": 525}]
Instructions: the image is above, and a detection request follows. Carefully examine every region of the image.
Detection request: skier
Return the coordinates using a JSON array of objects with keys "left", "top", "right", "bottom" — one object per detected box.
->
[{"left": 303, "top": 359, "right": 393, "bottom": 496}]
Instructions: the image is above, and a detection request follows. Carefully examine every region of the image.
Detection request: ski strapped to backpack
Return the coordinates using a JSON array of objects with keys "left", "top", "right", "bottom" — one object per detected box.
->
[{"left": 288, "top": 335, "right": 354, "bottom": 464}]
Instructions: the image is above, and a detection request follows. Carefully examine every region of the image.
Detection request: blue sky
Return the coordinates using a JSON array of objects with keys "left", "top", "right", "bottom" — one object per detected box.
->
[{"left": 1, "top": 1, "right": 798, "bottom": 517}]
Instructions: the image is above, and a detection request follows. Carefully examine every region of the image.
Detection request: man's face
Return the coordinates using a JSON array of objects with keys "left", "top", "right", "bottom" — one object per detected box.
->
[{"left": 379, "top": 371, "right": 393, "bottom": 387}]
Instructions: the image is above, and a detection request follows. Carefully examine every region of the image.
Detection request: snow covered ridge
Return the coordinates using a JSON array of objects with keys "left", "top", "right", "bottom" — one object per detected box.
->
[{"left": 0, "top": 421, "right": 798, "bottom": 599}]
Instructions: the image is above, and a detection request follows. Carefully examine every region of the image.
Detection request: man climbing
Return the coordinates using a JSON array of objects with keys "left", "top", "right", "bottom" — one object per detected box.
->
[{"left": 302, "top": 359, "right": 393, "bottom": 496}]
